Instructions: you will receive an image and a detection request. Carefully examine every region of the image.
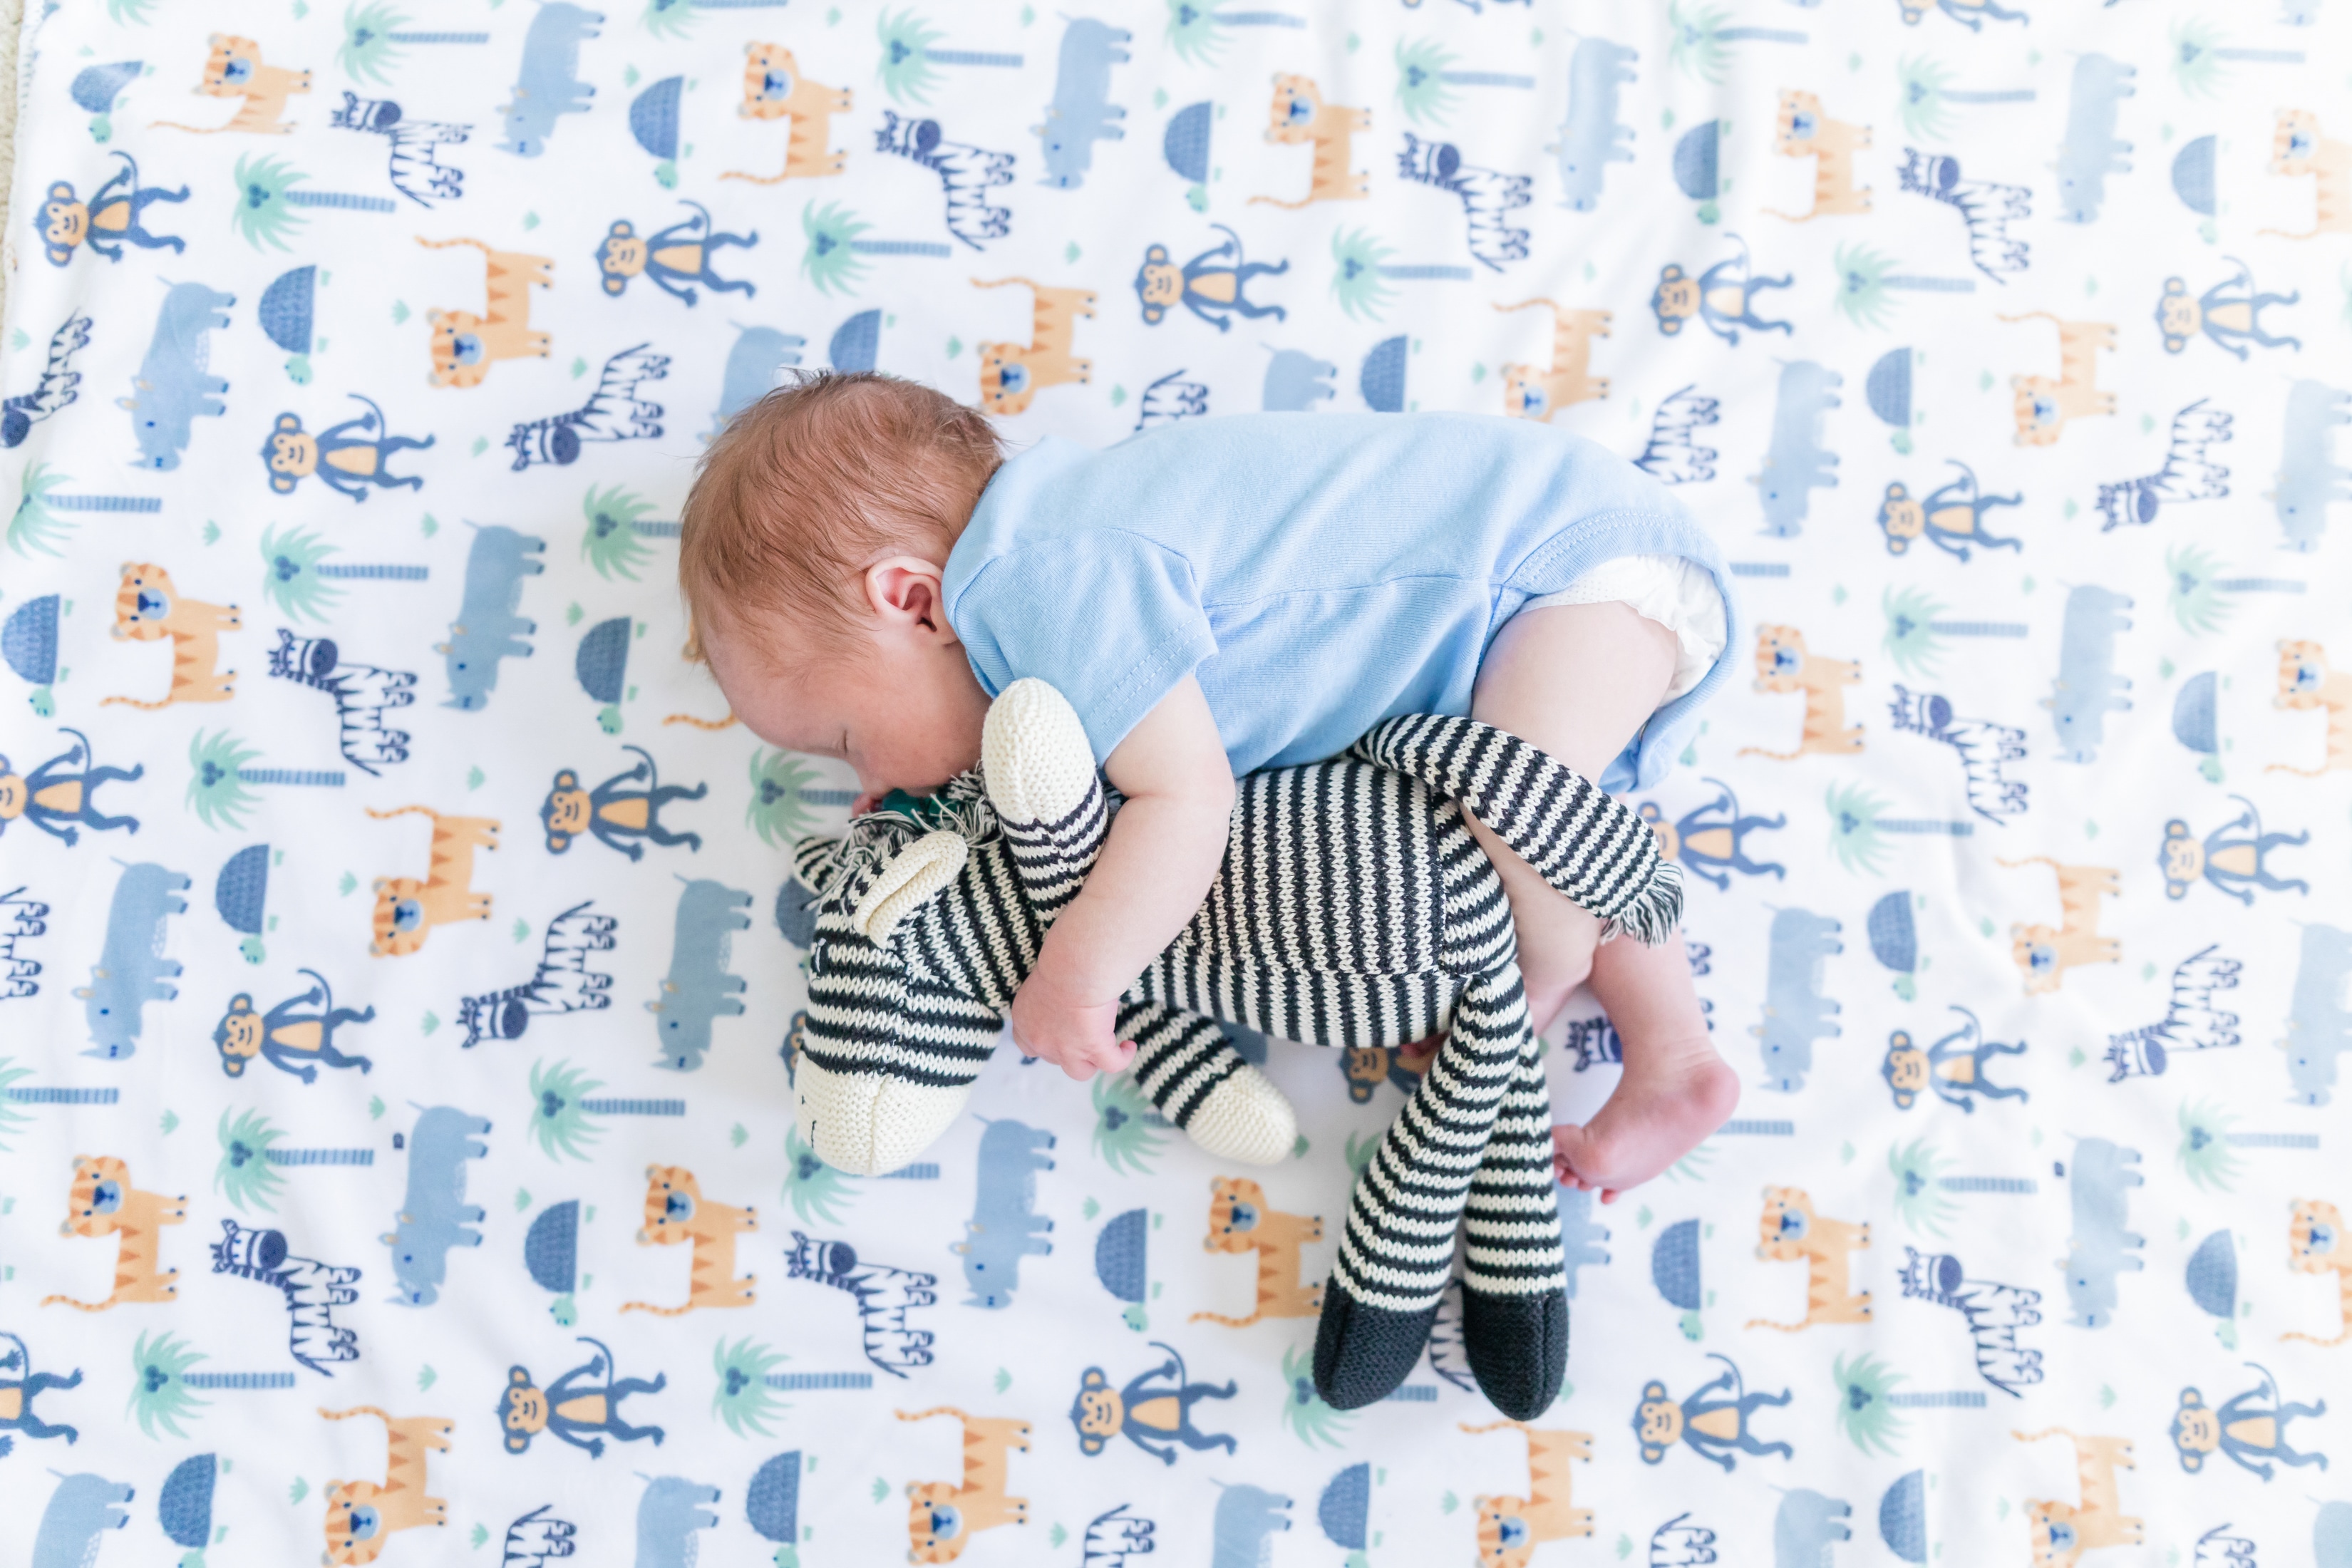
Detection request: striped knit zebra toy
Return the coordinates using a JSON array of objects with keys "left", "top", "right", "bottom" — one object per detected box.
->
[{"left": 781, "top": 679, "right": 1681, "bottom": 1418}]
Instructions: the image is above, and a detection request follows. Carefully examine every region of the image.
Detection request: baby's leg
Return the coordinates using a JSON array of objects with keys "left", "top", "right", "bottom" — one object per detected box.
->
[
  {"left": 1460, "top": 602, "right": 1737, "bottom": 1202},
  {"left": 1462, "top": 601, "right": 1670, "bottom": 1024}
]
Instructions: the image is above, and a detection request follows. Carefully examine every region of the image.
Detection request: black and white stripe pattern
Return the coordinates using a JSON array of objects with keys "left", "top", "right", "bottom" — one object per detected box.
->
[
  {"left": 1351, "top": 712, "right": 1683, "bottom": 944},
  {"left": 789, "top": 713, "right": 1671, "bottom": 1417},
  {"left": 1117, "top": 996, "right": 1247, "bottom": 1130},
  {"left": 1130, "top": 758, "right": 1495, "bottom": 1053},
  {"left": 1331, "top": 969, "right": 1530, "bottom": 1311},
  {"left": 996, "top": 761, "right": 1108, "bottom": 923},
  {"left": 793, "top": 783, "right": 1033, "bottom": 1090}
]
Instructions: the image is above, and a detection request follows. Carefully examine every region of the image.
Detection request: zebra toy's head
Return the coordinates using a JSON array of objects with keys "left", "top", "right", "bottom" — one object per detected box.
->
[{"left": 781, "top": 773, "right": 1063, "bottom": 1175}]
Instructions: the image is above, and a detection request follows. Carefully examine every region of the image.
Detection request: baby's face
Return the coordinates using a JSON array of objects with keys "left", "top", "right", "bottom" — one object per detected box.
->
[{"left": 702, "top": 609, "right": 986, "bottom": 810}]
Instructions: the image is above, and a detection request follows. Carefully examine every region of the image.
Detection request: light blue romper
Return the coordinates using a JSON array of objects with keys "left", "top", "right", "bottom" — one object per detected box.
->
[{"left": 942, "top": 411, "right": 1740, "bottom": 795}]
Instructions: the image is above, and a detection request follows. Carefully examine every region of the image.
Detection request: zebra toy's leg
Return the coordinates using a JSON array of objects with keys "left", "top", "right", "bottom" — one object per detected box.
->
[
  {"left": 980, "top": 677, "right": 1115, "bottom": 921},
  {"left": 1320, "top": 713, "right": 1616, "bottom": 1415},
  {"left": 984, "top": 679, "right": 1296, "bottom": 1165},
  {"left": 1458, "top": 1026, "right": 1569, "bottom": 1417},
  {"left": 1118, "top": 996, "right": 1294, "bottom": 1164},
  {"left": 1315, "top": 964, "right": 1530, "bottom": 1410}
]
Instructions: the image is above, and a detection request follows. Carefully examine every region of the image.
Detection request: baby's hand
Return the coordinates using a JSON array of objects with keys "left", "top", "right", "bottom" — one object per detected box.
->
[{"left": 1009, "top": 971, "right": 1135, "bottom": 1081}]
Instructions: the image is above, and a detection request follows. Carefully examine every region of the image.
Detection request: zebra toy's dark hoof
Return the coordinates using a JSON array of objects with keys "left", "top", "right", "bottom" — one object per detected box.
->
[
  {"left": 1312, "top": 1286, "right": 1439, "bottom": 1410},
  {"left": 1461, "top": 1288, "right": 1569, "bottom": 1421}
]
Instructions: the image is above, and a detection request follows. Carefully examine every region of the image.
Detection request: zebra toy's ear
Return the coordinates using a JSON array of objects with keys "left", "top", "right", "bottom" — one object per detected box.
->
[{"left": 850, "top": 832, "right": 968, "bottom": 944}]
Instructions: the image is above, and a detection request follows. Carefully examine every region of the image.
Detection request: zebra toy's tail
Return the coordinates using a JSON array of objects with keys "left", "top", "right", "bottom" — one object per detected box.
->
[{"left": 1349, "top": 712, "right": 1685, "bottom": 945}]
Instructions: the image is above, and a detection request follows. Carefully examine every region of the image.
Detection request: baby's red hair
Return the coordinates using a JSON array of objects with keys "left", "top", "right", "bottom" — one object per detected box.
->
[{"left": 679, "top": 369, "right": 1003, "bottom": 663}]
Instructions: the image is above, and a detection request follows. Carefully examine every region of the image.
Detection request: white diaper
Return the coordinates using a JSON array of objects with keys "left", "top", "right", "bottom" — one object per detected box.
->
[{"left": 1524, "top": 554, "right": 1728, "bottom": 703}]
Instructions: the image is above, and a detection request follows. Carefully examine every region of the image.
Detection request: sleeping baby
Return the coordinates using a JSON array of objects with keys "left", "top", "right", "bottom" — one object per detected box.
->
[{"left": 681, "top": 370, "right": 1742, "bottom": 1205}]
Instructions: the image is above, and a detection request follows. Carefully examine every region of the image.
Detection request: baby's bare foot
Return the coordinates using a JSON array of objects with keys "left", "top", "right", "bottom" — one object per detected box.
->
[{"left": 1552, "top": 1033, "right": 1738, "bottom": 1203}]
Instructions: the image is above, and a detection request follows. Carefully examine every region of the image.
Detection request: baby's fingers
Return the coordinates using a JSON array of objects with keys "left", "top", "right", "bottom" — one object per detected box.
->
[
  {"left": 1056, "top": 1036, "right": 1133, "bottom": 1081},
  {"left": 1078, "top": 1038, "right": 1136, "bottom": 1078}
]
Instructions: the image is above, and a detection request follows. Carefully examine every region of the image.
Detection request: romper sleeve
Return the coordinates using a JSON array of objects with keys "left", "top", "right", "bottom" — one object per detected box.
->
[{"left": 948, "top": 530, "right": 1219, "bottom": 765}]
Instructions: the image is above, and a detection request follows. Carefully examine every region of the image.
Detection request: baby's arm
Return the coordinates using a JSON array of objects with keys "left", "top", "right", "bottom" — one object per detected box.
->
[{"left": 1009, "top": 674, "right": 1235, "bottom": 1078}]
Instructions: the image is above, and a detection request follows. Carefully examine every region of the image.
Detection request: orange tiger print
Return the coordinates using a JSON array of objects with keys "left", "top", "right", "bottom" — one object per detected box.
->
[
  {"left": 621, "top": 1165, "right": 757, "bottom": 1315},
  {"left": 319, "top": 1405, "right": 453, "bottom": 1565},
  {"left": 418, "top": 237, "right": 553, "bottom": 389},
  {"left": 1249, "top": 75, "right": 1371, "bottom": 209},
  {"left": 971, "top": 277, "right": 1095, "bottom": 416},
  {"left": 1762, "top": 89, "right": 1873, "bottom": 221},
  {"left": 2283, "top": 1198, "right": 2348, "bottom": 1346},
  {"left": 43, "top": 1154, "right": 186, "bottom": 1310},
  {"left": 2012, "top": 1428, "right": 2143, "bottom": 1567},
  {"left": 1746, "top": 1185, "right": 1872, "bottom": 1331},
  {"left": 2269, "top": 640, "right": 2351, "bottom": 778},
  {"left": 1190, "top": 1176, "right": 1323, "bottom": 1327},
  {"left": 721, "top": 44, "right": 852, "bottom": 182},
  {"left": 1463, "top": 1420, "right": 1595, "bottom": 1564},
  {"left": 103, "top": 562, "right": 239, "bottom": 710},
  {"left": 366, "top": 806, "right": 499, "bottom": 957},
  {"left": 1998, "top": 856, "right": 2122, "bottom": 995},
  {"left": 153, "top": 33, "right": 311, "bottom": 135},
  {"left": 899, "top": 1406, "right": 1031, "bottom": 1562},
  {"left": 1740, "top": 626, "right": 1862, "bottom": 760}
]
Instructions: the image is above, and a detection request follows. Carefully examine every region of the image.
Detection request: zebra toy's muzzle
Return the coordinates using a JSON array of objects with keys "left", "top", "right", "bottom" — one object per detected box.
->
[{"left": 786, "top": 819, "right": 1009, "bottom": 1178}]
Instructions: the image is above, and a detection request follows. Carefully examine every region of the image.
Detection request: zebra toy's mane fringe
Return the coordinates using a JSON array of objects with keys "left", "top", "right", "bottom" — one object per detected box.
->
[
  {"left": 795, "top": 770, "right": 1001, "bottom": 913},
  {"left": 1600, "top": 856, "right": 1684, "bottom": 947}
]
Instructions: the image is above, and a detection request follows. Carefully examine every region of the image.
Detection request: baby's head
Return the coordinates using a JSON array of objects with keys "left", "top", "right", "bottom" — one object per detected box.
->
[{"left": 681, "top": 369, "right": 1004, "bottom": 808}]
